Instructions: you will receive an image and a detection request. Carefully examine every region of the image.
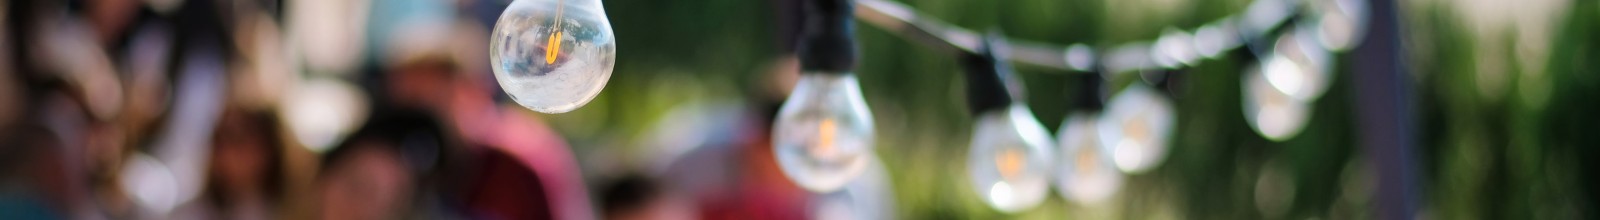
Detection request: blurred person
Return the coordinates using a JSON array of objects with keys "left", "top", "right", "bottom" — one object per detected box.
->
[
  {"left": 647, "top": 56, "right": 813, "bottom": 220},
  {"left": 0, "top": 90, "right": 122, "bottom": 219},
  {"left": 5, "top": 1, "right": 143, "bottom": 217},
  {"left": 374, "top": 17, "right": 594, "bottom": 220},
  {"left": 189, "top": 107, "right": 289, "bottom": 220},
  {"left": 316, "top": 111, "right": 459, "bottom": 220},
  {"left": 642, "top": 0, "right": 817, "bottom": 212}
]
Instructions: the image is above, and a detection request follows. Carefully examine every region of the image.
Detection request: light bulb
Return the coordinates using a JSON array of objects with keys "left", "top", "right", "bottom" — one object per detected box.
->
[
  {"left": 967, "top": 104, "right": 1055, "bottom": 212},
  {"left": 773, "top": 73, "right": 875, "bottom": 193},
  {"left": 1264, "top": 30, "right": 1333, "bottom": 102},
  {"left": 1099, "top": 84, "right": 1175, "bottom": 174},
  {"left": 1054, "top": 113, "right": 1123, "bottom": 205},
  {"left": 490, "top": 0, "right": 616, "bottom": 113},
  {"left": 1244, "top": 61, "right": 1312, "bottom": 141}
]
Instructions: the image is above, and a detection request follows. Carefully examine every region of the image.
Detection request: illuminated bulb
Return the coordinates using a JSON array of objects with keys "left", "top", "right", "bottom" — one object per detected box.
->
[
  {"left": 968, "top": 104, "right": 1054, "bottom": 212},
  {"left": 1244, "top": 61, "right": 1312, "bottom": 141},
  {"left": 1098, "top": 84, "right": 1175, "bottom": 174},
  {"left": 490, "top": 0, "right": 616, "bottom": 113},
  {"left": 1054, "top": 113, "right": 1123, "bottom": 205},
  {"left": 1265, "top": 31, "right": 1333, "bottom": 102},
  {"left": 773, "top": 73, "right": 875, "bottom": 193}
]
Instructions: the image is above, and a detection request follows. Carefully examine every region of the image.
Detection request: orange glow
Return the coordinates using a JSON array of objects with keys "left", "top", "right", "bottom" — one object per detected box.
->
[
  {"left": 812, "top": 119, "right": 837, "bottom": 157},
  {"left": 545, "top": 31, "right": 563, "bottom": 64},
  {"left": 996, "top": 148, "right": 1024, "bottom": 179},
  {"left": 1125, "top": 116, "right": 1149, "bottom": 141},
  {"left": 1076, "top": 144, "right": 1097, "bottom": 174}
]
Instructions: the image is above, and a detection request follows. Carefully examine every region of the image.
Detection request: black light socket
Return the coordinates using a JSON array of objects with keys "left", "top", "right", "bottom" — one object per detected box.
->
[
  {"left": 797, "top": 0, "right": 858, "bottom": 73},
  {"left": 963, "top": 33, "right": 1023, "bottom": 115}
]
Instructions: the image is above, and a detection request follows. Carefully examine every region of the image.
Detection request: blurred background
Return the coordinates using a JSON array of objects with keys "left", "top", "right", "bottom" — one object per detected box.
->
[{"left": 0, "top": 0, "right": 1596, "bottom": 219}]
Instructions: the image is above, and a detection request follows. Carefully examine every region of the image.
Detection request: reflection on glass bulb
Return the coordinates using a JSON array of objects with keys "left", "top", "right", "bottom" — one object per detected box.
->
[
  {"left": 774, "top": 73, "right": 875, "bottom": 193},
  {"left": 1054, "top": 113, "right": 1123, "bottom": 205},
  {"left": 1244, "top": 62, "right": 1312, "bottom": 141},
  {"left": 1099, "top": 84, "right": 1175, "bottom": 174},
  {"left": 968, "top": 104, "right": 1054, "bottom": 212},
  {"left": 490, "top": 0, "right": 616, "bottom": 113}
]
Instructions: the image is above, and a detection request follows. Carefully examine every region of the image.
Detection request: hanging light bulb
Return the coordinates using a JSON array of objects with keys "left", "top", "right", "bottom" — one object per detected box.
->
[
  {"left": 774, "top": 0, "right": 874, "bottom": 193},
  {"left": 1054, "top": 75, "right": 1123, "bottom": 205},
  {"left": 773, "top": 74, "right": 875, "bottom": 192},
  {"left": 1263, "top": 29, "right": 1333, "bottom": 102},
  {"left": 1243, "top": 58, "right": 1312, "bottom": 141},
  {"left": 490, "top": 0, "right": 616, "bottom": 113},
  {"left": 1099, "top": 83, "right": 1175, "bottom": 174},
  {"left": 962, "top": 34, "right": 1054, "bottom": 212},
  {"left": 1243, "top": 27, "right": 1331, "bottom": 141},
  {"left": 968, "top": 104, "right": 1055, "bottom": 212}
]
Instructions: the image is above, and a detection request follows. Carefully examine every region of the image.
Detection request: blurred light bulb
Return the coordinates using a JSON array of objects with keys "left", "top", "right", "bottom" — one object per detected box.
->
[
  {"left": 490, "top": 0, "right": 616, "bottom": 113},
  {"left": 1265, "top": 31, "right": 1333, "bottom": 102},
  {"left": 1054, "top": 113, "right": 1123, "bottom": 205},
  {"left": 774, "top": 73, "right": 875, "bottom": 193},
  {"left": 968, "top": 104, "right": 1055, "bottom": 212},
  {"left": 1099, "top": 84, "right": 1175, "bottom": 174},
  {"left": 1244, "top": 61, "right": 1312, "bottom": 141}
]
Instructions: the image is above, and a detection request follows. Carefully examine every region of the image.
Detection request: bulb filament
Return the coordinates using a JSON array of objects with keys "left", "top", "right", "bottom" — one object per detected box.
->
[
  {"left": 996, "top": 148, "right": 1024, "bottom": 179},
  {"left": 545, "top": 0, "right": 566, "bottom": 65},
  {"left": 811, "top": 119, "right": 838, "bottom": 157},
  {"left": 1076, "top": 143, "right": 1098, "bottom": 174}
]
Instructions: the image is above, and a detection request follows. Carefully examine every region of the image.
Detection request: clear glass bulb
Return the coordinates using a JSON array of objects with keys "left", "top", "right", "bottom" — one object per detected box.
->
[
  {"left": 1098, "top": 84, "right": 1175, "bottom": 174},
  {"left": 1244, "top": 61, "right": 1312, "bottom": 141},
  {"left": 773, "top": 73, "right": 875, "bottom": 193},
  {"left": 1263, "top": 31, "right": 1332, "bottom": 102},
  {"left": 490, "top": 0, "right": 616, "bottom": 113},
  {"left": 1054, "top": 113, "right": 1124, "bottom": 205},
  {"left": 967, "top": 104, "right": 1055, "bottom": 212}
]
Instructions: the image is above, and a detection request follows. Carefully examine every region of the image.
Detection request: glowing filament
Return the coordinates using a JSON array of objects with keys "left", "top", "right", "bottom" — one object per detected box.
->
[
  {"left": 1124, "top": 117, "right": 1150, "bottom": 142},
  {"left": 811, "top": 119, "right": 837, "bottom": 157},
  {"left": 545, "top": 0, "right": 567, "bottom": 65},
  {"left": 1076, "top": 145, "right": 1098, "bottom": 174},
  {"left": 545, "top": 32, "right": 563, "bottom": 64},
  {"left": 996, "top": 148, "right": 1024, "bottom": 179}
]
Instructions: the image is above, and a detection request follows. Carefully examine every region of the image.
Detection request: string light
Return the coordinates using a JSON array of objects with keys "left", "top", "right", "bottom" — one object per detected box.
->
[
  {"left": 967, "top": 104, "right": 1056, "bottom": 212},
  {"left": 773, "top": 74, "right": 876, "bottom": 192},
  {"left": 490, "top": 0, "right": 617, "bottom": 113},
  {"left": 774, "top": 0, "right": 877, "bottom": 193},
  {"left": 838, "top": 0, "right": 1371, "bottom": 211},
  {"left": 962, "top": 36, "right": 1055, "bottom": 212},
  {"left": 1054, "top": 76, "right": 1124, "bottom": 205},
  {"left": 1099, "top": 84, "right": 1176, "bottom": 174}
]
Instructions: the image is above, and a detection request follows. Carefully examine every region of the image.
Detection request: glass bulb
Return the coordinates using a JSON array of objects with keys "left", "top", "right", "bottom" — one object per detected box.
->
[
  {"left": 967, "top": 104, "right": 1055, "bottom": 212},
  {"left": 490, "top": 0, "right": 616, "bottom": 113},
  {"left": 1099, "top": 84, "right": 1175, "bottom": 174},
  {"left": 1264, "top": 31, "right": 1332, "bottom": 102},
  {"left": 773, "top": 73, "right": 875, "bottom": 193},
  {"left": 1054, "top": 113, "right": 1123, "bottom": 205},
  {"left": 1244, "top": 62, "right": 1312, "bottom": 141}
]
